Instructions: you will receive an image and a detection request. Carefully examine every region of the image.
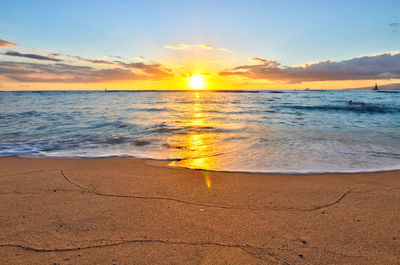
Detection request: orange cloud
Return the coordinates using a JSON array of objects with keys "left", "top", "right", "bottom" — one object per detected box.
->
[
  {"left": 0, "top": 38, "right": 16, "bottom": 48},
  {"left": 197, "top": 44, "right": 212, "bottom": 49}
]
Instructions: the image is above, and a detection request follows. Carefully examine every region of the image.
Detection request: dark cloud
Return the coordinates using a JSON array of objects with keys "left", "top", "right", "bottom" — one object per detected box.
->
[
  {"left": 66, "top": 55, "right": 116, "bottom": 65},
  {"left": 219, "top": 53, "right": 400, "bottom": 83},
  {"left": 62, "top": 55, "right": 172, "bottom": 79},
  {"left": 250, "top": 57, "right": 267, "bottom": 64},
  {"left": 2, "top": 51, "right": 63, "bottom": 62},
  {"left": 66, "top": 55, "right": 172, "bottom": 76},
  {"left": 0, "top": 38, "right": 16, "bottom": 48},
  {"left": 116, "top": 61, "right": 173, "bottom": 79},
  {"left": 249, "top": 57, "right": 280, "bottom": 67},
  {"left": 63, "top": 54, "right": 173, "bottom": 78},
  {"left": 90, "top": 59, "right": 115, "bottom": 65},
  {"left": 389, "top": 22, "right": 400, "bottom": 32},
  {"left": 0, "top": 61, "right": 173, "bottom": 83},
  {"left": 108, "top": 55, "right": 124, "bottom": 59}
]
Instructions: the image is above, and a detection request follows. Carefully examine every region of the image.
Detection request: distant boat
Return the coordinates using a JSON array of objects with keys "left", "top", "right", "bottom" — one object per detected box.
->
[{"left": 372, "top": 83, "right": 378, "bottom": 90}]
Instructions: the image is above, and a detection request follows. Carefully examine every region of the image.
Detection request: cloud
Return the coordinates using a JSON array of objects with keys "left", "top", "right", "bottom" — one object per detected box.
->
[
  {"left": 0, "top": 61, "right": 173, "bottom": 83},
  {"left": 0, "top": 38, "right": 16, "bottom": 48},
  {"left": 219, "top": 52, "right": 400, "bottom": 83},
  {"left": 164, "top": 44, "right": 192, "bottom": 50},
  {"left": 116, "top": 62, "right": 173, "bottom": 78},
  {"left": 66, "top": 55, "right": 115, "bottom": 65},
  {"left": 164, "top": 43, "right": 231, "bottom": 52},
  {"left": 2, "top": 51, "right": 63, "bottom": 62},
  {"left": 0, "top": 42, "right": 173, "bottom": 83},
  {"left": 215, "top": 48, "right": 232, "bottom": 52},
  {"left": 197, "top": 44, "right": 212, "bottom": 49},
  {"left": 89, "top": 59, "right": 115, "bottom": 65},
  {"left": 108, "top": 55, "right": 124, "bottom": 59},
  {"left": 389, "top": 22, "right": 400, "bottom": 32},
  {"left": 250, "top": 57, "right": 275, "bottom": 65},
  {"left": 164, "top": 43, "right": 212, "bottom": 50},
  {"left": 63, "top": 54, "right": 174, "bottom": 79},
  {"left": 251, "top": 57, "right": 267, "bottom": 64}
]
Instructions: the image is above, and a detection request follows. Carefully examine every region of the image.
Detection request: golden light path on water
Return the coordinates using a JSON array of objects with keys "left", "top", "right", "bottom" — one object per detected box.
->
[{"left": 168, "top": 92, "right": 220, "bottom": 189}]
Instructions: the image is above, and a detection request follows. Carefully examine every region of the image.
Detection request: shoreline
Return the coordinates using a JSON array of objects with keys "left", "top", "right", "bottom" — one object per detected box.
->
[
  {"left": 5, "top": 154, "right": 400, "bottom": 175},
  {"left": 1, "top": 156, "right": 399, "bottom": 264}
]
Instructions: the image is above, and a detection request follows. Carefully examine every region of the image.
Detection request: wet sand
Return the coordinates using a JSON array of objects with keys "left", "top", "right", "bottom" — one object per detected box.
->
[{"left": 0, "top": 157, "right": 399, "bottom": 264}]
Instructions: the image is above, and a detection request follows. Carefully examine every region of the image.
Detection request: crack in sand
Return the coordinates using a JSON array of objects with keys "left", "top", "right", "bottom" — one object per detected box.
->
[
  {"left": 0, "top": 239, "right": 294, "bottom": 263},
  {"left": 299, "top": 189, "right": 354, "bottom": 211},
  {"left": 61, "top": 170, "right": 355, "bottom": 212}
]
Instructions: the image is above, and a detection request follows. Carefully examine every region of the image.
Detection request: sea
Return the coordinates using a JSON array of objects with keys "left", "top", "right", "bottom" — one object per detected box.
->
[{"left": 1, "top": 90, "right": 399, "bottom": 173}]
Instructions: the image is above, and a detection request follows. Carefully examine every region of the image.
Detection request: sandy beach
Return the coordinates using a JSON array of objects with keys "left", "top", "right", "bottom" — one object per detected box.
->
[{"left": 0, "top": 156, "right": 399, "bottom": 264}]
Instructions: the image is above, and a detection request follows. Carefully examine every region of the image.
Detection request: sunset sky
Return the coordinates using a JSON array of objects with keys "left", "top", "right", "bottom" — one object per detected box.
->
[{"left": 1, "top": 0, "right": 399, "bottom": 90}]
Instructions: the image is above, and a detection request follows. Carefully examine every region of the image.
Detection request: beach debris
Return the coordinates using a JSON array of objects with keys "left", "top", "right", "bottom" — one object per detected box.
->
[
  {"left": 297, "top": 253, "right": 304, "bottom": 258},
  {"left": 199, "top": 208, "right": 205, "bottom": 212},
  {"left": 299, "top": 238, "right": 307, "bottom": 245}
]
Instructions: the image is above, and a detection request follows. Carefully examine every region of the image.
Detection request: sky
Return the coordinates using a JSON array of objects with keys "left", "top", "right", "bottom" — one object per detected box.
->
[{"left": 0, "top": 0, "right": 399, "bottom": 90}]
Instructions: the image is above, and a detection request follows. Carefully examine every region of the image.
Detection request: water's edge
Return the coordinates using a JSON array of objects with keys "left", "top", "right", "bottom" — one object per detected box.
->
[{"left": 7, "top": 153, "right": 400, "bottom": 175}]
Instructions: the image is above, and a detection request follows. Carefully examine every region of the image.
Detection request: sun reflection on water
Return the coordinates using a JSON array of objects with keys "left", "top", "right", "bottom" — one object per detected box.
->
[{"left": 168, "top": 92, "right": 221, "bottom": 187}]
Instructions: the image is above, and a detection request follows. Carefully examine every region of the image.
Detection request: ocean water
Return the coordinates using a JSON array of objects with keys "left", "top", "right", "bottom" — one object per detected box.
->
[{"left": 1, "top": 90, "right": 399, "bottom": 173}]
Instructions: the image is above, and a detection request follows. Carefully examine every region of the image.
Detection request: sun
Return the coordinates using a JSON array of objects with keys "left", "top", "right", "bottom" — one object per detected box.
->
[{"left": 188, "top": 74, "right": 206, "bottom": 90}]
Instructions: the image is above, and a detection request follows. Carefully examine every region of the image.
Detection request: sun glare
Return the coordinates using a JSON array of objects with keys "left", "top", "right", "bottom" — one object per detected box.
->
[{"left": 188, "top": 74, "right": 206, "bottom": 90}]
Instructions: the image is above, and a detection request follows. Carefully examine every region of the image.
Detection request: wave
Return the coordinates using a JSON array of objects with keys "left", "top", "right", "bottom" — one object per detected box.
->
[
  {"left": 376, "top": 90, "right": 400, "bottom": 94},
  {"left": 202, "top": 109, "right": 248, "bottom": 115},
  {"left": 1, "top": 144, "right": 399, "bottom": 175},
  {"left": 104, "top": 137, "right": 128, "bottom": 144},
  {"left": 282, "top": 104, "right": 399, "bottom": 114},
  {"left": 365, "top": 150, "right": 400, "bottom": 159},
  {"left": 141, "top": 107, "right": 171, "bottom": 112},
  {"left": 265, "top": 90, "right": 285, "bottom": 94},
  {"left": 0, "top": 111, "right": 43, "bottom": 119},
  {"left": 113, "top": 121, "right": 135, "bottom": 128},
  {"left": 180, "top": 165, "right": 400, "bottom": 175}
]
